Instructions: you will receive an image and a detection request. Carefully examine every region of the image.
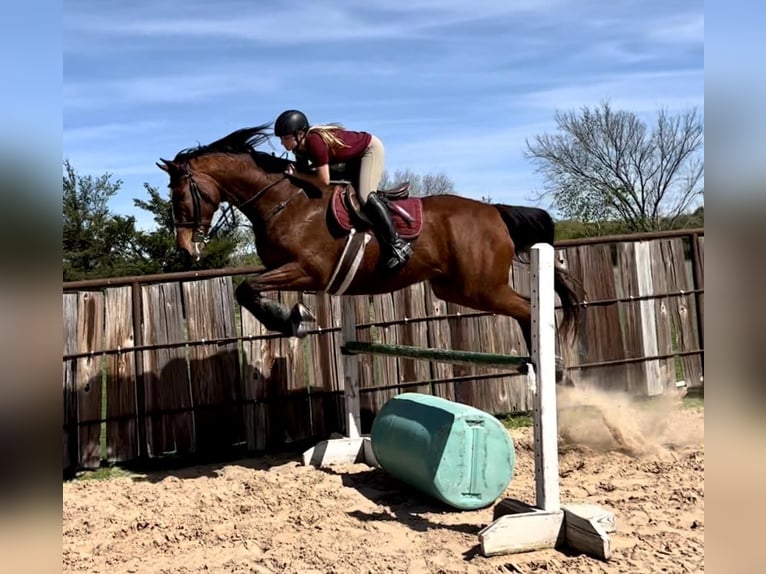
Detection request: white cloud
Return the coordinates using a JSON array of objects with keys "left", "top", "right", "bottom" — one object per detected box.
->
[
  {"left": 64, "top": 71, "right": 281, "bottom": 108},
  {"left": 64, "top": 120, "right": 166, "bottom": 143},
  {"left": 648, "top": 12, "right": 704, "bottom": 44},
  {"left": 65, "top": 0, "right": 566, "bottom": 44},
  {"left": 516, "top": 69, "right": 704, "bottom": 114}
]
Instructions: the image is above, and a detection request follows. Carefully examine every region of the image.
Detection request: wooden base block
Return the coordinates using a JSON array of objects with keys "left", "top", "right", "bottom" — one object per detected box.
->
[
  {"left": 480, "top": 498, "right": 615, "bottom": 561},
  {"left": 563, "top": 504, "right": 612, "bottom": 560},
  {"left": 562, "top": 503, "right": 616, "bottom": 533},
  {"left": 479, "top": 508, "right": 564, "bottom": 556},
  {"left": 301, "top": 436, "right": 378, "bottom": 467}
]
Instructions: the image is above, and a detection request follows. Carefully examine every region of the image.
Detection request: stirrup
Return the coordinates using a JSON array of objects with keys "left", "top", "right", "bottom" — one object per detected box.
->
[{"left": 386, "top": 241, "right": 412, "bottom": 270}]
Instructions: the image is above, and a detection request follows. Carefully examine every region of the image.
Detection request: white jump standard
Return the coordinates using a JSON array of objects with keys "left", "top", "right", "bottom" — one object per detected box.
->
[{"left": 477, "top": 244, "right": 615, "bottom": 560}]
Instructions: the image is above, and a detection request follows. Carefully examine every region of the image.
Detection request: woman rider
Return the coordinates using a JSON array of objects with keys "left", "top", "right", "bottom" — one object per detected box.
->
[{"left": 273, "top": 109, "right": 412, "bottom": 271}]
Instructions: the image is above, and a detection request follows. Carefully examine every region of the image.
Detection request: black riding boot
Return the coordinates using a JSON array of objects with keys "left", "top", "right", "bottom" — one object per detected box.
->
[{"left": 364, "top": 192, "right": 412, "bottom": 270}]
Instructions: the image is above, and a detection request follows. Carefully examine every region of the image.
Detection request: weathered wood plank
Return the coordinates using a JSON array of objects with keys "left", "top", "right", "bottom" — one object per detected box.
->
[
  {"left": 330, "top": 294, "right": 350, "bottom": 429},
  {"left": 563, "top": 245, "right": 627, "bottom": 390},
  {"left": 695, "top": 236, "right": 704, "bottom": 358},
  {"left": 183, "top": 277, "right": 243, "bottom": 453},
  {"left": 423, "top": 285, "right": 454, "bottom": 401},
  {"left": 240, "top": 298, "right": 272, "bottom": 451},
  {"left": 393, "top": 284, "right": 431, "bottom": 391},
  {"left": 75, "top": 291, "right": 104, "bottom": 469},
  {"left": 693, "top": 235, "right": 704, "bottom": 385},
  {"left": 409, "top": 282, "right": 432, "bottom": 386},
  {"left": 305, "top": 291, "right": 341, "bottom": 438},
  {"left": 501, "top": 259, "right": 534, "bottom": 413},
  {"left": 104, "top": 287, "right": 138, "bottom": 463},
  {"left": 664, "top": 239, "right": 703, "bottom": 387},
  {"left": 650, "top": 240, "right": 682, "bottom": 391},
  {"left": 445, "top": 301, "right": 475, "bottom": 404},
  {"left": 634, "top": 242, "right": 663, "bottom": 395},
  {"left": 276, "top": 291, "right": 311, "bottom": 444},
  {"left": 62, "top": 294, "right": 79, "bottom": 472},
  {"left": 369, "top": 292, "right": 399, "bottom": 416},
  {"left": 141, "top": 283, "right": 194, "bottom": 456}
]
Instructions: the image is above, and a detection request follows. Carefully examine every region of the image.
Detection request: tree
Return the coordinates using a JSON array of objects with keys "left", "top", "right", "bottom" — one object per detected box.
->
[
  {"left": 524, "top": 101, "right": 704, "bottom": 232},
  {"left": 130, "top": 183, "right": 244, "bottom": 274},
  {"left": 63, "top": 159, "right": 137, "bottom": 280},
  {"left": 63, "top": 161, "right": 248, "bottom": 280},
  {"left": 379, "top": 168, "right": 455, "bottom": 197}
]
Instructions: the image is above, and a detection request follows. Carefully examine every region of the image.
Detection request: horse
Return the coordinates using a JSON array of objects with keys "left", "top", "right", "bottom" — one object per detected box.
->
[{"left": 158, "top": 124, "right": 583, "bottom": 380}]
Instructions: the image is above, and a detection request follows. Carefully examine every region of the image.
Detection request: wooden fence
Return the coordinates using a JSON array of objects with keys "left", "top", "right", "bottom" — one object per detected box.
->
[{"left": 62, "top": 229, "right": 703, "bottom": 473}]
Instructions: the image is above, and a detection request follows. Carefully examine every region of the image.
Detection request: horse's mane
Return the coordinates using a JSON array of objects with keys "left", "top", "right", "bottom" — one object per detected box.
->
[{"left": 173, "top": 122, "right": 291, "bottom": 174}]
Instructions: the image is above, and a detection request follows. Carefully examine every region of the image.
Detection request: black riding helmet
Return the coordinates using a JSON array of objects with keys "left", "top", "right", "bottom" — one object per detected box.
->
[{"left": 274, "top": 110, "right": 309, "bottom": 136}]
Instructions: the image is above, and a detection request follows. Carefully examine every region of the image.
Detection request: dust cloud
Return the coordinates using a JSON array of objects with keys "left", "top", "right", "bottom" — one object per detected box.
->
[{"left": 555, "top": 378, "right": 703, "bottom": 460}]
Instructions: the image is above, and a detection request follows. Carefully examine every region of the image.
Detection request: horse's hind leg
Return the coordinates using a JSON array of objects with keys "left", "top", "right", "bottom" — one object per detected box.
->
[{"left": 235, "top": 263, "right": 317, "bottom": 338}]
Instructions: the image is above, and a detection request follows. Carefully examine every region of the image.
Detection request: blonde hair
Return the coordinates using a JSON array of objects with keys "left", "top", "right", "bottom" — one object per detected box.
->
[{"left": 306, "top": 123, "right": 349, "bottom": 150}]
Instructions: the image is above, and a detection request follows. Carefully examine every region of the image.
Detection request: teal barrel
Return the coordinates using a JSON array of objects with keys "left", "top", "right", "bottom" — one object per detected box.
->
[{"left": 370, "top": 393, "right": 515, "bottom": 510}]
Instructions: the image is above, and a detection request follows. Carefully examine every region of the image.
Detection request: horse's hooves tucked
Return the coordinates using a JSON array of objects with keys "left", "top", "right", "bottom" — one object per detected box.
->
[{"left": 290, "top": 302, "right": 316, "bottom": 338}]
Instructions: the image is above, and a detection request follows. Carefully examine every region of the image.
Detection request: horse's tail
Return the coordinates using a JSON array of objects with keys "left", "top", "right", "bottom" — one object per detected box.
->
[{"left": 494, "top": 205, "right": 582, "bottom": 341}]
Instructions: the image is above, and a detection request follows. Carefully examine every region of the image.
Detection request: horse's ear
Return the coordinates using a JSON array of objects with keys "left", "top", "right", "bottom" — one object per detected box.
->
[{"left": 156, "top": 158, "right": 176, "bottom": 173}]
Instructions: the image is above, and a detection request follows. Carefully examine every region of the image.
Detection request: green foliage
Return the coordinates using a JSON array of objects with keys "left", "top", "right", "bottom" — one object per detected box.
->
[
  {"left": 497, "top": 412, "right": 533, "bottom": 429},
  {"left": 63, "top": 160, "right": 137, "bottom": 280},
  {"left": 553, "top": 205, "right": 703, "bottom": 241},
  {"left": 129, "top": 183, "right": 242, "bottom": 274},
  {"left": 63, "top": 161, "right": 249, "bottom": 281}
]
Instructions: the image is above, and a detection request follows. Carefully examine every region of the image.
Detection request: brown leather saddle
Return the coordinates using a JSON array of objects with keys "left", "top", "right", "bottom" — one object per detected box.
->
[{"left": 329, "top": 181, "right": 424, "bottom": 239}]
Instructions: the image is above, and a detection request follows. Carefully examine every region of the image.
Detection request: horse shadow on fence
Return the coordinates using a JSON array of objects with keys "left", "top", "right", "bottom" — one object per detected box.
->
[
  {"left": 64, "top": 347, "right": 345, "bottom": 481},
  {"left": 318, "top": 466, "right": 482, "bottom": 537}
]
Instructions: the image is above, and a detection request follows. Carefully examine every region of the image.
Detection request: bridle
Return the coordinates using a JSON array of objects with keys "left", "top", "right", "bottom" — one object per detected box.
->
[
  {"left": 172, "top": 164, "right": 217, "bottom": 246},
  {"left": 173, "top": 163, "right": 293, "bottom": 248}
]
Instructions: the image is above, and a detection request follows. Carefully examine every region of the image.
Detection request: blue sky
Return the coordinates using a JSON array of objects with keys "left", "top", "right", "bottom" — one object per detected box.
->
[{"left": 64, "top": 0, "right": 703, "bottom": 230}]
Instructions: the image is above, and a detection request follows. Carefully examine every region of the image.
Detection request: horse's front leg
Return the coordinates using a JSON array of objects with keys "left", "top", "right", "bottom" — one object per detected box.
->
[{"left": 235, "top": 262, "right": 318, "bottom": 338}]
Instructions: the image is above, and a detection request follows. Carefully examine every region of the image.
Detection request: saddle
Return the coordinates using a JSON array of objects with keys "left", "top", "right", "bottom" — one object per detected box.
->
[{"left": 329, "top": 181, "right": 424, "bottom": 240}]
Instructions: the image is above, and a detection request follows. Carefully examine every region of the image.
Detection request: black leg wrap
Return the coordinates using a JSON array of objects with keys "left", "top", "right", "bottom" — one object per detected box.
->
[{"left": 234, "top": 281, "right": 316, "bottom": 338}]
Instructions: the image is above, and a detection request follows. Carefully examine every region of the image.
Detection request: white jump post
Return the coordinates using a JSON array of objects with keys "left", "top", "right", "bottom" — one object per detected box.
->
[
  {"left": 340, "top": 296, "right": 362, "bottom": 440},
  {"left": 531, "top": 242, "right": 560, "bottom": 512},
  {"left": 478, "top": 243, "right": 615, "bottom": 561},
  {"left": 300, "top": 296, "right": 375, "bottom": 467}
]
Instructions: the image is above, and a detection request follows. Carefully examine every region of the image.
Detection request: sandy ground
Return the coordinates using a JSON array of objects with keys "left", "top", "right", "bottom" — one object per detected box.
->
[{"left": 63, "top": 385, "right": 704, "bottom": 573}]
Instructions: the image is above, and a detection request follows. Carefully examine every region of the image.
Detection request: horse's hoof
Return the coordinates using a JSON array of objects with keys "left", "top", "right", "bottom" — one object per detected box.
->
[
  {"left": 290, "top": 302, "right": 316, "bottom": 338},
  {"left": 293, "top": 323, "right": 309, "bottom": 338},
  {"left": 292, "top": 302, "right": 316, "bottom": 323}
]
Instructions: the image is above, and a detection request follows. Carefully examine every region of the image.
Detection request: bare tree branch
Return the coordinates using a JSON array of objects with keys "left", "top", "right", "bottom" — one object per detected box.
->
[{"left": 524, "top": 101, "right": 703, "bottom": 232}]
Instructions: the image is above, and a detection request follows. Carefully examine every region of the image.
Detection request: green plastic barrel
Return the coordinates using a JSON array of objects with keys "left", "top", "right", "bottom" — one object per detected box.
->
[{"left": 370, "top": 393, "right": 515, "bottom": 510}]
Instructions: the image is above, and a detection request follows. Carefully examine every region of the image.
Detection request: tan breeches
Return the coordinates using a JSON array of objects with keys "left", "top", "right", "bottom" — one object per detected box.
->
[{"left": 358, "top": 135, "right": 384, "bottom": 203}]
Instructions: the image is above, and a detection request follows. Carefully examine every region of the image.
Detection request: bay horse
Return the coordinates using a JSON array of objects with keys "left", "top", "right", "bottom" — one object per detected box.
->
[{"left": 158, "top": 124, "right": 582, "bottom": 379}]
